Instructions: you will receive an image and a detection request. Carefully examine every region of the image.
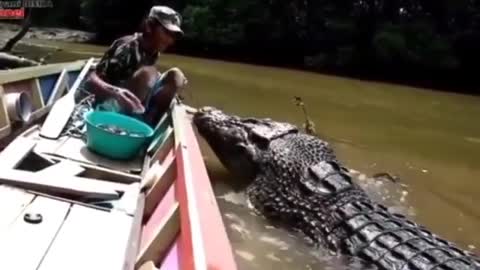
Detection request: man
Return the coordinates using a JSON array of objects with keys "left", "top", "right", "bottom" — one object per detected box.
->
[{"left": 85, "top": 5, "right": 188, "bottom": 125}]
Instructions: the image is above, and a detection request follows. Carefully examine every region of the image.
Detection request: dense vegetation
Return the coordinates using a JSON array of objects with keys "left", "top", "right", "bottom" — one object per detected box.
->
[{"left": 29, "top": 0, "right": 480, "bottom": 93}]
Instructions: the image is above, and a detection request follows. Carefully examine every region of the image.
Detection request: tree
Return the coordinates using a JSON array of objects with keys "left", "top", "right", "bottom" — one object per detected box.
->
[{"left": 1, "top": 9, "right": 33, "bottom": 52}]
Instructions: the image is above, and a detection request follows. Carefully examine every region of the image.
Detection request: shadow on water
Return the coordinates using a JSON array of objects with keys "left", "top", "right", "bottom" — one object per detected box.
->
[{"left": 21, "top": 39, "right": 480, "bottom": 269}]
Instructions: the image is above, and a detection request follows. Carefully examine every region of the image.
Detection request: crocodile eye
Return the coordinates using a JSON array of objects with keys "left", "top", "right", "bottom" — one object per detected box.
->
[
  {"left": 233, "top": 142, "right": 249, "bottom": 154},
  {"left": 249, "top": 131, "right": 269, "bottom": 148},
  {"left": 243, "top": 117, "right": 260, "bottom": 123}
]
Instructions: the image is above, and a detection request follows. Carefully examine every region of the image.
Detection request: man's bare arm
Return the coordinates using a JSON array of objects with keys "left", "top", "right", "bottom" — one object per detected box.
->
[
  {"left": 86, "top": 71, "right": 122, "bottom": 99},
  {"left": 86, "top": 71, "right": 144, "bottom": 112}
]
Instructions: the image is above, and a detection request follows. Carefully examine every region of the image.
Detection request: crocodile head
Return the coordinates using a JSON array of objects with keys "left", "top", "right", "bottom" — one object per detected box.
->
[{"left": 193, "top": 106, "right": 298, "bottom": 179}]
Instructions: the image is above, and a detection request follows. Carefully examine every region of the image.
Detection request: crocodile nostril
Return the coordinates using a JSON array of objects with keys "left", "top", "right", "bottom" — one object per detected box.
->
[{"left": 201, "top": 106, "right": 214, "bottom": 113}]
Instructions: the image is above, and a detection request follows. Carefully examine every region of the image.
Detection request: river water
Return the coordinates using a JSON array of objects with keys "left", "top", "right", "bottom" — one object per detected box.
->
[{"left": 21, "top": 39, "right": 480, "bottom": 269}]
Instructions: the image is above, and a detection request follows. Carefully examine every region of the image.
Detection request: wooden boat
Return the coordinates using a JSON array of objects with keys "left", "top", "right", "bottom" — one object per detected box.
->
[{"left": 0, "top": 59, "right": 238, "bottom": 270}]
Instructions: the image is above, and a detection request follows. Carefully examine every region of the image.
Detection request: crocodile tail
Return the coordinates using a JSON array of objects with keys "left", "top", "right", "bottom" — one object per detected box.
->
[{"left": 326, "top": 199, "right": 480, "bottom": 270}]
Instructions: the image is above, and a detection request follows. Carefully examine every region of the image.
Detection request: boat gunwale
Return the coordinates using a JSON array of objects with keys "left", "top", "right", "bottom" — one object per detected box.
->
[{"left": 0, "top": 59, "right": 89, "bottom": 84}]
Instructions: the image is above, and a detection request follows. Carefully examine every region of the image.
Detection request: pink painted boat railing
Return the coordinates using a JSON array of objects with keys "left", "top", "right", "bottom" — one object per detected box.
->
[{"left": 136, "top": 102, "right": 238, "bottom": 270}]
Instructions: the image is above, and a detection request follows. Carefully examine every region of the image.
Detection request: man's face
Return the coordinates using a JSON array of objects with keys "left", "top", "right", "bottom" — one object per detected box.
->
[{"left": 151, "top": 23, "right": 176, "bottom": 52}]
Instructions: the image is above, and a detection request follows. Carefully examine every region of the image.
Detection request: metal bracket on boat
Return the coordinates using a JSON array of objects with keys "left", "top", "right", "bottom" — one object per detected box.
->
[
  {"left": 24, "top": 212, "right": 43, "bottom": 224},
  {"left": 5, "top": 91, "right": 33, "bottom": 123}
]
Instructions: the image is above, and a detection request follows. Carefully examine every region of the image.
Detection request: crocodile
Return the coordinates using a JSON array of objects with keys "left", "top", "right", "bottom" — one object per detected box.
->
[{"left": 193, "top": 106, "right": 480, "bottom": 270}]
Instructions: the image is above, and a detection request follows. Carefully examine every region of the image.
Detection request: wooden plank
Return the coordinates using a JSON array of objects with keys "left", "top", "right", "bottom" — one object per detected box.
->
[
  {"left": 0, "top": 196, "right": 70, "bottom": 270},
  {"left": 38, "top": 205, "right": 134, "bottom": 270},
  {"left": 53, "top": 137, "right": 144, "bottom": 173},
  {"left": 40, "top": 57, "right": 95, "bottom": 139},
  {"left": 0, "top": 59, "right": 87, "bottom": 84},
  {"left": 34, "top": 152, "right": 56, "bottom": 164},
  {"left": 38, "top": 160, "right": 85, "bottom": 176},
  {"left": 25, "top": 190, "right": 111, "bottom": 212},
  {"left": 47, "top": 68, "right": 69, "bottom": 106},
  {"left": 0, "top": 124, "right": 38, "bottom": 169},
  {"left": 174, "top": 146, "right": 203, "bottom": 270},
  {"left": 80, "top": 162, "right": 141, "bottom": 183},
  {"left": 172, "top": 105, "right": 185, "bottom": 149},
  {"left": 139, "top": 261, "right": 159, "bottom": 270},
  {"left": 143, "top": 147, "right": 175, "bottom": 191},
  {"left": 173, "top": 104, "right": 238, "bottom": 270},
  {"left": 147, "top": 112, "right": 171, "bottom": 154},
  {"left": 158, "top": 241, "right": 180, "bottom": 270},
  {"left": 66, "top": 69, "right": 80, "bottom": 88},
  {"left": 0, "top": 136, "right": 36, "bottom": 169},
  {"left": 0, "top": 124, "right": 40, "bottom": 154},
  {"left": 33, "top": 136, "right": 69, "bottom": 156},
  {"left": 150, "top": 126, "right": 174, "bottom": 166},
  {"left": 138, "top": 183, "right": 177, "bottom": 267},
  {"left": 0, "top": 169, "right": 121, "bottom": 200},
  {"left": 185, "top": 116, "right": 238, "bottom": 270},
  {"left": 141, "top": 154, "right": 152, "bottom": 180},
  {"left": 114, "top": 182, "right": 141, "bottom": 216},
  {"left": 38, "top": 72, "right": 60, "bottom": 102},
  {"left": 186, "top": 117, "right": 238, "bottom": 270},
  {"left": 17, "top": 122, "right": 39, "bottom": 137},
  {"left": 0, "top": 185, "right": 35, "bottom": 232},
  {"left": 172, "top": 105, "right": 205, "bottom": 270},
  {"left": 136, "top": 202, "right": 180, "bottom": 268},
  {"left": 152, "top": 109, "right": 170, "bottom": 135},
  {"left": 29, "top": 103, "right": 53, "bottom": 122},
  {"left": 0, "top": 85, "right": 10, "bottom": 127},
  {"left": 42, "top": 154, "right": 141, "bottom": 183},
  {"left": 137, "top": 185, "right": 180, "bottom": 267},
  {"left": 0, "top": 125, "right": 11, "bottom": 140},
  {"left": 141, "top": 161, "right": 162, "bottom": 192},
  {"left": 123, "top": 191, "right": 145, "bottom": 270},
  {"left": 31, "top": 78, "right": 45, "bottom": 109},
  {"left": 143, "top": 149, "right": 176, "bottom": 220}
]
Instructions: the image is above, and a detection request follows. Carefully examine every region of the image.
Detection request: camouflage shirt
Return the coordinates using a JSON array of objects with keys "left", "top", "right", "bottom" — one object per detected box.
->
[{"left": 95, "top": 32, "right": 159, "bottom": 87}]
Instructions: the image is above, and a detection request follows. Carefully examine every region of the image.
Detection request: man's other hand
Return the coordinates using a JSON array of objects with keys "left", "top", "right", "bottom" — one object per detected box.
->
[{"left": 114, "top": 87, "right": 145, "bottom": 114}]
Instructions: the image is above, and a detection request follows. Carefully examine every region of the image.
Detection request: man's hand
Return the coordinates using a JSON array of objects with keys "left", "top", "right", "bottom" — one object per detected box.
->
[{"left": 113, "top": 87, "right": 145, "bottom": 114}]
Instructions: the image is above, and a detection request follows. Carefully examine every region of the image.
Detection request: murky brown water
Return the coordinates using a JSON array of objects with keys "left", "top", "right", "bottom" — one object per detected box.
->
[{"left": 19, "top": 39, "right": 480, "bottom": 269}]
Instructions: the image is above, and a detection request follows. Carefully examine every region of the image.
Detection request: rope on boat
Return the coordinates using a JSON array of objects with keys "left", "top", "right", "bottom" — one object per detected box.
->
[{"left": 60, "top": 91, "right": 95, "bottom": 139}]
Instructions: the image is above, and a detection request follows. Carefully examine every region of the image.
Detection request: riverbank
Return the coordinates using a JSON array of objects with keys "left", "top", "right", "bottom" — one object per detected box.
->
[
  {"left": 0, "top": 22, "right": 95, "bottom": 67},
  {"left": 0, "top": 22, "right": 93, "bottom": 44},
  {"left": 1, "top": 22, "right": 478, "bottom": 95}
]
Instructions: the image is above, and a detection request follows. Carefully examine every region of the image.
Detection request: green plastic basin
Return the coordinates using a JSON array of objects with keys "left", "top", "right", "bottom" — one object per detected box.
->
[{"left": 84, "top": 111, "right": 154, "bottom": 160}]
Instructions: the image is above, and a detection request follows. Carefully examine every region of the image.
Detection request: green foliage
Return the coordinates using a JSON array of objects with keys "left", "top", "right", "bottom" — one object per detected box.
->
[
  {"left": 182, "top": 5, "right": 214, "bottom": 41},
  {"left": 79, "top": 0, "right": 153, "bottom": 41},
  {"left": 374, "top": 22, "right": 458, "bottom": 69},
  {"left": 182, "top": 4, "right": 245, "bottom": 45},
  {"left": 24, "top": 0, "right": 480, "bottom": 89},
  {"left": 181, "top": 0, "right": 279, "bottom": 46},
  {"left": 31, "top": 0, "right": 82, "bottom": 28}
]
